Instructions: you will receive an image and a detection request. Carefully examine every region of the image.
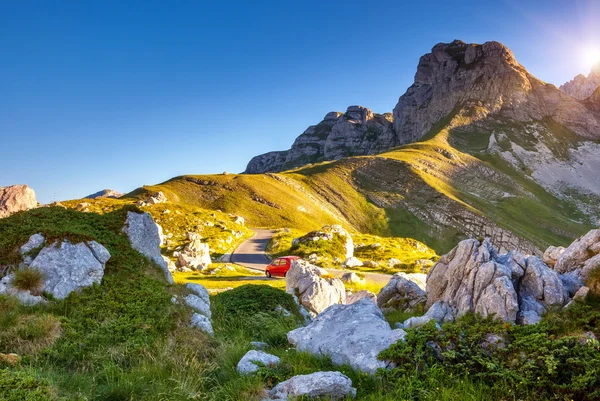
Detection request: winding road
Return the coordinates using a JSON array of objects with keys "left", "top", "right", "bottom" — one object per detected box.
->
[{"left": 231, "top": 228, "right": 392, "bottom": 285}]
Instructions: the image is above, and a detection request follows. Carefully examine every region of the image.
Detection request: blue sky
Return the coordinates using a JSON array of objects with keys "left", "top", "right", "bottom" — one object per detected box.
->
[{"left": 1, "top": 0, "right": 599, "bottom": 203}]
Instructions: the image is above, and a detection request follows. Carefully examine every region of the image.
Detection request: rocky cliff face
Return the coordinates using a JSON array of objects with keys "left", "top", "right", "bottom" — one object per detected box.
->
[
  {"left": 393, "top": 40, "right": 600, "bottom": 143},
  {"left": 560, "top": 64, "right": 600, "bottom": 100},
  {"left": 245, "top": 106, "right": 395, "bottom": 173}
]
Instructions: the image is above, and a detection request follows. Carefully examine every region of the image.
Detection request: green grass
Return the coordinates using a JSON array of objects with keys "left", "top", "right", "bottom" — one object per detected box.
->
[
  {"left": 62, "top": 198, "right": 253, "bottom": 260},
  {"left": 268, "top": 229, "right": 437, "bottom": 273},
  {"left": 2, "top": 206, "right": 599, "bottom": 400}
]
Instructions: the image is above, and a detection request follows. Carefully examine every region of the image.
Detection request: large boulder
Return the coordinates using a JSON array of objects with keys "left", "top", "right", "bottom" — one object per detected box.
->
[
  {"left": 424, "top": 237, "right": 573, "bottom": 325},
  {"left": 236, "top": 350, "right": 280, "bottom": 375},
  {"left": 28, "top": 237, "right": 110, "bottom": 299},
  {"left": 268, "top": 371, "right": 356, "bottom": 400},
  {"left": 553, "top": 229, "right": 600, "bottom": 291},
  {"left": 136, "top": 191, "right": 168, "bottom": 207},
  {"left": 377, "top": 272, "right": 427, "bottom": 313},
  {"left": 286, "top": 260, "right": 345, "bottom": 316},
  {"left": 123, "top": 212, "right": 174, "bottom": 284},
  {"left": 176, "top": 234, "right": 211, "bottom": 271},
  {"left": 543, "top": 246, "right": 566, "bottom": 267},
  {"left": 426, "top": 238, "right": 521, "bottom": 322},
  {"left": 287, "top": 298, "right": 406, "bottom": 374},
  {"left": 0, "top": 185, "right": 37, "bottom": 218},
  {"left": 518, "top": 256, "right": 568, "bottom": 323},
  {"left": 345, "top": 290, "right": 377, "bottom": 305}
]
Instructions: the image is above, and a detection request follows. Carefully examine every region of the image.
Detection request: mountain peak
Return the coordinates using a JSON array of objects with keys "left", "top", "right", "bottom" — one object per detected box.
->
[{"left": 560, "top": 63, "right": 600, "bottom": 100}]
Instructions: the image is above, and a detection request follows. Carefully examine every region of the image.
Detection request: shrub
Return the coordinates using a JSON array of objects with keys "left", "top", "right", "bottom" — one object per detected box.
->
[
  {"left": 212, "top": 284, "right": 299, "bottom": 318},
  {"left": 0, "top": 368, "right": 58, "bottom": 401},
  {"left": 379, "top": 305, "right": 600, "bottom": 400},
  {"left": 12, "top": 268, "right": 45, "bottom": 295}
]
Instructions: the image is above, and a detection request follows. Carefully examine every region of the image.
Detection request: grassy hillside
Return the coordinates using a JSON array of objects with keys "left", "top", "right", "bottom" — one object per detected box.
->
[
  {"left": 60, "top": 197, "right": 253, "bottom": 261},
  {"left": 2, "top": 207, "right": 599, "bottom": 400},
  {"left": 125, "top": 134, "right": 591, "bottom": 254}
]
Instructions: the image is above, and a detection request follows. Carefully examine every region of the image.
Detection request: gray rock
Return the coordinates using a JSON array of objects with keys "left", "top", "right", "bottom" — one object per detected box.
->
[
  {"left": 186, "top": 283, "right": 210, "bottom": 304},
  {"left": 345, "top": 290, "right": 377, "bottom": 305},
  {"left": 0, "top": 274, "right": 46, "bottom": 306},
  {"left": 573, "top": 286, "right": 590, "bottom": 301},
  {"left": 287, "top": 298, "right": 406, "bottom": 374},
  {"left": 190, "top": 313, "right": 214, "bottom": 335},
  {"left": 340, "top": 272, "right": 364, "bottom": 284},
  {"left": 543, "top": 246, "right": 566, "bottom": 267},
  {"left": 29, "top": 240, "right": 110, "bottom": 299},
  {"left": 0, "top": 185, "right": 37, "bottom": 218},
  {"left": 559, "top": 271, "right": 584, "bottom": 297},
  {"left": 426, "top": 238, "right": 520, "bottom": 322},
  {"left": 123, "top": 212, "right": 174, "bottom": 284},
  {"left": 136, "top": 191, "right": 167, "bottom": 206},
  {"left": 403, "top": 301, "right": 454, "bottom": 329},
  {"left": 286, "top": 260, "right": 345, "bottom": 316},
  {"left": 250, "top": 341, "right": 269, "bottom": 350},
  {"left": 268, "top": 371, "right": 356, "bottom": 400},
  {"left": 20, "top": 233, "right": 45, "bottom": 256},
  {"left": 519, "top": 256, "right": 567, "bottom": 315},
  {"left": 554, "top": 229, "right": 600, "bottom": 275},
  {"left": 377, "top": 272, "right": 427, "bottom": 313},
  {"left": 517, "top": 310, "right": 542, "bottom": 325},
  {"left": 342, "top": 257, "right": 363, "bottom": 268},
  {"left": 236, "top": 350, "right": 280, "bottom": 375},
  {"left": 184, "top": 294, "right": 211, "bottom": 319}
]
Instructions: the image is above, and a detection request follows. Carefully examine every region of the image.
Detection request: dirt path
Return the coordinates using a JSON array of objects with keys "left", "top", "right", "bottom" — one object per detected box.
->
[{"left": 231, "top": 229, "right": 393, "bottom": 286}]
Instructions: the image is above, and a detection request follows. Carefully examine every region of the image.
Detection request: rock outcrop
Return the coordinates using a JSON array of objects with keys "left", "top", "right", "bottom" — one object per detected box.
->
[
  {"left": 287, "top": 298, "right": 406, "bottom": 374},
  {"left": 175, "top": 232, "right": 212, "bottom": 271},
  {"left": 136, "top": 191, "right": 168, "bottom": 207},
  {"left": 553, "top": 229, "right": 600, "bottom": 293},
  {"left": 245, "top": 106, "right": 395, "bottom": 174},
  {"left": 185, "top": 283, "right": 213, "bottom": 335},
  {"left": 560, "top": 64, "right": 600, "bottom": 100},
  {"left": 0, "top": 185, "right": 37, "bottom": 218},
  {"left": 11, "top": 233, "right": 110, "bottom": 300},
  {"left": 122, "top": 211, "right": 174, "bottom": 284},
  {"left": 424, "top": 237, "right": 573, "bottom": 324},
  {"left": 377, "top": 272, "right": 427, "bottom": 313},
  {"left": 268, "top": 371, "right": 356, "bottom": 400},
  {"left": 85, "top": 189, "right": 123, "bottom": 199},
  {"left": 286, "top": 260, "right": 345, "bottom": 316}
]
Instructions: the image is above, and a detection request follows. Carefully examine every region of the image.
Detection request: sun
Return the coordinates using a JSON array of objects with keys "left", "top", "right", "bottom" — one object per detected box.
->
[{"left": 583, "top": 47, "right": 600, "bottom": 70}]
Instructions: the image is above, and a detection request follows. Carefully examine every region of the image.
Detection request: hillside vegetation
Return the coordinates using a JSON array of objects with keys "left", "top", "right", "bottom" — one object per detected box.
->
[{"left": 126, "top": 132, "right": 591, "bottom": 255}]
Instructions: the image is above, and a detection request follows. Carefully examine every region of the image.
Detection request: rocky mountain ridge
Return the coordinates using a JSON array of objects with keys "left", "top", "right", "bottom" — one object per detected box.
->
[
  {"left": 245, "top": 40, "right": 600, "bottom": 225},
  {"left": 560, "top": 63, "right": 600, "bottom": 100},
  {"left": 246, "top": 106, "right": 395, "bottom": 173}
]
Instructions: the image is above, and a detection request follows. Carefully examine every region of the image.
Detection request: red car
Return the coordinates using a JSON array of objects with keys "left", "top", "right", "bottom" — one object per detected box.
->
[{"left": 265, "top": 256, "right": 300, "bottom": 278}]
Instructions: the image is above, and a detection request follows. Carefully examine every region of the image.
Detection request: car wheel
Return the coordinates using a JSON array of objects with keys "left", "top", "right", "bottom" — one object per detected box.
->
[{"left": 266, "top": 271, "right": 272, "bottom": 278}]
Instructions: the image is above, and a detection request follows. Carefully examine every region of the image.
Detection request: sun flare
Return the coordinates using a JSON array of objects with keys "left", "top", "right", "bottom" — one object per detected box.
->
[{"left": 583, "top": 46, "right": 600, "bottom": 70}]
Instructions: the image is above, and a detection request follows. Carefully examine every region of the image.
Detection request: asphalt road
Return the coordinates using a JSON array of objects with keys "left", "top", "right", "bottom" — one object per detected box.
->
[
  {"left": 231, "top": 229, "right": 276, "bottom": 272},
  {"left": 231, "top": 228, "right": 392, "bottom": 285}
]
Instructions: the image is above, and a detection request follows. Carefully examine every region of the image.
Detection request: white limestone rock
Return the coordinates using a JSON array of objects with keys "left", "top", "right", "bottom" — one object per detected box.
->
[{"left": 287, "top": 298, "right": 406, "bottom": 374}]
